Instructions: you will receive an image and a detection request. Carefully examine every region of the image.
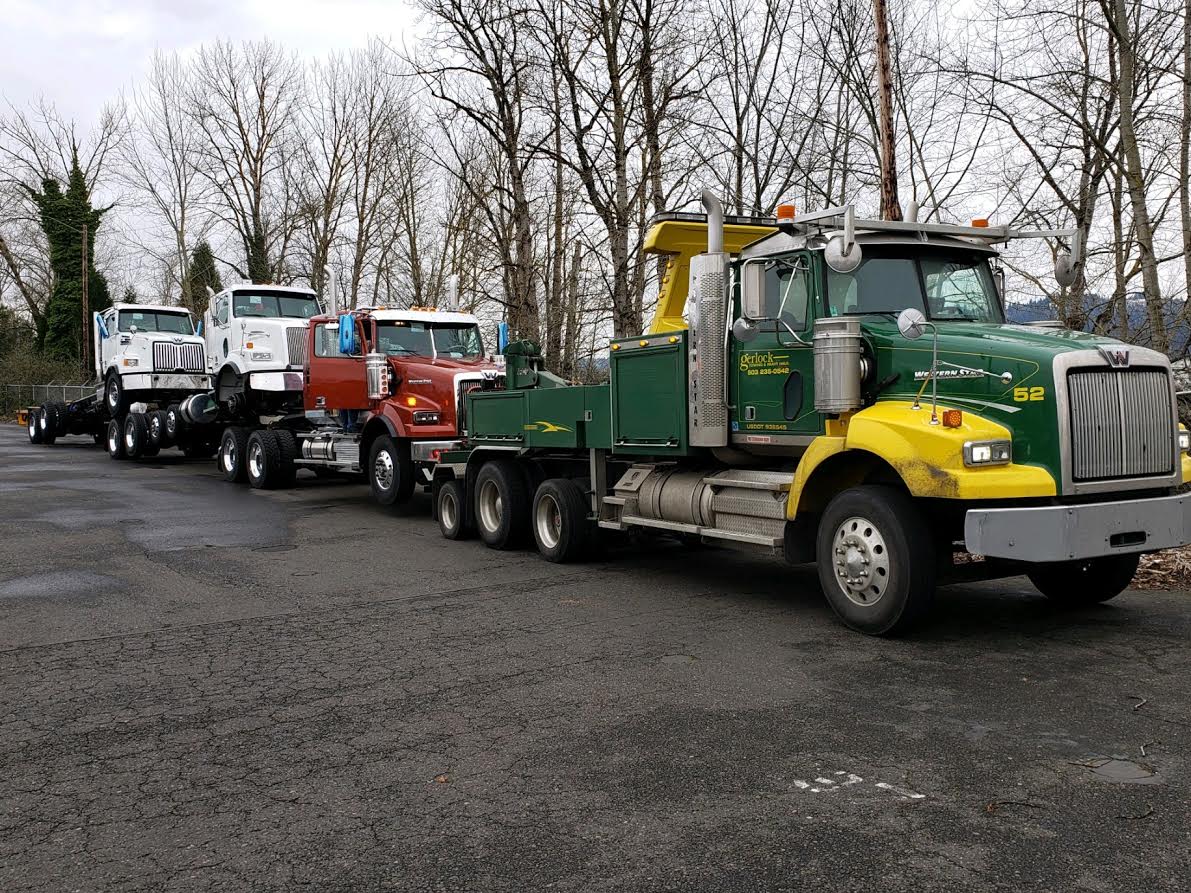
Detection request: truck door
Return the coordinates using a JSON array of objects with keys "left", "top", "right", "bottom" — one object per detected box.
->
[
  {"left": 97, "top": 308, "right": 117, "bottom": 377},
  {"left": 209, "top": 295, "right": 231, "bottom": 372},
  {"left": 730, "top": 252, "right": 822, "bottom": 442},
  {"left": 306, "top": 319, "right": 370, "bottom": 411}
]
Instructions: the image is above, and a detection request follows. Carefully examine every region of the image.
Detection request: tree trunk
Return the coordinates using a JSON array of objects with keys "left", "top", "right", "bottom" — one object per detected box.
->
[
  {"left": 1108, "top": 0, "right": 1167, "bottom": 352},
  {"left": 873, "top": 0, "right": 902, "bottom": 221}
]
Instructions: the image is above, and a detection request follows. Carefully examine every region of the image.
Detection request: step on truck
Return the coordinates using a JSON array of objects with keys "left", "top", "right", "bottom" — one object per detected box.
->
[
  {"left": 432, "top": 191, "right": 1191, "bottom": 636},
  {"left": 181, "top": 299, "right": 500, "bottom": 502},
  {"left": 26, "top": 303, "right": 213, "bottom": 459}
]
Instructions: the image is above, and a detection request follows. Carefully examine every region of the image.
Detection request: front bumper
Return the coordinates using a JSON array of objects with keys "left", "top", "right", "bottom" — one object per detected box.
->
[
  {"left": 123, "top": 372, "right": 210, "bottom": 391},
  {"left": 964, "top": 492, "right": 1191, "bottom": 563},
  {"left": 249, "top": 371, "right": 304, "bottom": 392},
  {"left": 410, "top": 439, "right": 462, "bottom": 463}
]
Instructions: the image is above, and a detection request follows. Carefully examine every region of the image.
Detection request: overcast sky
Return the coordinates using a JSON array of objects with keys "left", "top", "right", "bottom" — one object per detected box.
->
[{"left": 2, "top": 0, "right": 420, "bottom": 125}]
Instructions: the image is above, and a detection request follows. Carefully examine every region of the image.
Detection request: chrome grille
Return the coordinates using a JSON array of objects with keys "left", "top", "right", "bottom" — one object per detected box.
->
[
  {"left": 285, "top": 327, "right": 308, "bottom": 367},
  {"left": 1068, "top": 368, "right": 1173, "bottom": 481},
  {"left": 152, "top": 341, "right": 205, "bottom": 373},
  {"left": 456, "top": 379, "right": 483, "bottom": 434}
]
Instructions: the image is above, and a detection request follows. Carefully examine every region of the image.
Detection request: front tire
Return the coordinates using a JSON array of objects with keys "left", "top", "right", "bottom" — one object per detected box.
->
[
  {"left": 532, "top": 478, "right": 591, "bottom": 562},
  {"left": 474, "top": 459, "right": 531, "bottom": 550},
  {"left": 1027, "top": 554, "right": 1139, "bottom": 606},
  {"left": 219, "top": 426, "right": 250, "bottom": 482},
  {"left": 368, "top": 435, "right": 414, "bottom": 505},
  {"left": 815, "top": 485, "right": 936, "bottom": 636},
  {"left": 105, "top": 373, "right": 128, "bottom": 417},
  {"left": 106, "top": 417, "right": 127, "bottom": 460},
  {"left": 436, "top": 478, "right": 472, "bottom": 540}
]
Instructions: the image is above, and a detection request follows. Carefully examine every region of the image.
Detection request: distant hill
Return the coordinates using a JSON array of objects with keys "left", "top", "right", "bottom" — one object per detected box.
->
[{"left": 1006, "top": 296, "right": 1190, "bottom": 355}]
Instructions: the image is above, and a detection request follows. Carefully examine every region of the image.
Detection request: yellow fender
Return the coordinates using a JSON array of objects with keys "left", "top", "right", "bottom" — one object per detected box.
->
[{"left": 788, "top": 401, "right": 1057, "bottom": 519}]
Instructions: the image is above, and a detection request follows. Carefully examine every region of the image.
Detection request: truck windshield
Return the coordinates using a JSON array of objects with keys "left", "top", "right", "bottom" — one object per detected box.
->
[
  {"left": 375, "top": 322, "right": 484, "bottom": 359},
  {"left": 118, "top": 310, "right": 194, "bottom": 334},
  {"left": 232, "top": 291, "right": 320, "bottom": 319},
  {"left": 826, "top": 248, "right": 1003, "bottom": 323}
]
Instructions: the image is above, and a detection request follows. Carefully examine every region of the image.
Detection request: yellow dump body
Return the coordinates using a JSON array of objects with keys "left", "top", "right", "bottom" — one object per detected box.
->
[{"left": 643, "top": 219, "right": 777, "bottom": 334}]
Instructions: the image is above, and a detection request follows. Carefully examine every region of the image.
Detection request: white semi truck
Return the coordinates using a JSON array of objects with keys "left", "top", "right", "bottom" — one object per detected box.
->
[
  {"left": 202, "top": 284, "right": 320, "bottom": 420},
  {"left": 27, "top": 302, "right": 213, "bottom": 458}
]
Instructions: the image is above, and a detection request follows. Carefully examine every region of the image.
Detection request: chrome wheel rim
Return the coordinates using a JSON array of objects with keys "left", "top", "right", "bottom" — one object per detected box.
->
[
  {"left": 108, "top": 426, "right": 119, "bottom": 453},
  {"left": 39, "top": 412, "right": 47, "bottom": 431},
  {"left": 222, "top": 439, "right": 236, "bottom": 473},
  {"left": 535, "top": 493, "right": 562, "bottom": 549},
  {"left": 440, "top": 488, "right": 458, "bottom": 530},
  {"left": 477, "top": 479, "right": 503, "bottom": 533},
  {"left": 831, "top": 515, "right": 890, "bottom": 607},
  {"left": 28, "top": 415, "right": 36, "bottom": 438},
  {"left": 107, "top": 383, "right": 118, "bottom": 411},
  {"left": 124, "top": 424, "right": 135, "bottom": 450},
  {"left": 248, "top": 441, "right": 263, "bottom": 480},
  {"left": 373, "top": 449, "right": 394, "bottom": 491},
  {"left": 149, "top": 417, "right": 160, "bottom": 442}
]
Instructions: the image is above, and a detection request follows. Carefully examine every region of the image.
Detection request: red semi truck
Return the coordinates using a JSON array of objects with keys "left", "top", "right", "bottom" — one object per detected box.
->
[{"left": 186, "top": 304, "right": 501, "bottom": 504}]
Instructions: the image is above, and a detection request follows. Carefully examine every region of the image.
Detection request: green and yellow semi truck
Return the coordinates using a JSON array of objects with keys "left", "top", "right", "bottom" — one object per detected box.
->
[{"left": 432, "top": 191, "right": 1191, "bottom": 635}]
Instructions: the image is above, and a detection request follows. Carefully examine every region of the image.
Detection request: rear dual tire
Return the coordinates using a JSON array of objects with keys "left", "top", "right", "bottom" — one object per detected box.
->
[
  {"left": 123, "top": 413, "right": 158, "bottom": 459},
  {"left": 435, "top": 478, "right": 472, "bottom": 540},
  {"left": 219, "top": 426, "right": 250, "bottom": 482},
  {"left": 531, "top": 478, "right": 591, "bottom": 563},
  {"left": 474, "top": 460, "right": 531, "bottom": 550},
  {"left": 27, "top": 408, "right": 43, "bottom": 444},
  {"left": 246, "top": 429, "right": 298, "bottom": 490}
]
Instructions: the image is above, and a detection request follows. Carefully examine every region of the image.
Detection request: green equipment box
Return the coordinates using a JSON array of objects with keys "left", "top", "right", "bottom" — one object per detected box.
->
[
  {"left": 468, "top": 384, "right": 612, "bottom": 450},
  {"left": 609, "top": 330, "right": 689, "bottom": 456}
]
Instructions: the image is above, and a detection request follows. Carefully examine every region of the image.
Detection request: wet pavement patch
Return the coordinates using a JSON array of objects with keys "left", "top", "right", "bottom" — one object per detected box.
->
[
  {"left": 1084, "top": 757, "right": 1161, "bottom": 785},
  {"left": 0, "top": 570, "right": 124, "bottom": 601}
]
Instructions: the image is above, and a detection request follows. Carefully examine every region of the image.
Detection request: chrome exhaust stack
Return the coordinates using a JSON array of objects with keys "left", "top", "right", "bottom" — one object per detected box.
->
[{"left": 687, "top": 189, "right": 730, "bottom": 449}]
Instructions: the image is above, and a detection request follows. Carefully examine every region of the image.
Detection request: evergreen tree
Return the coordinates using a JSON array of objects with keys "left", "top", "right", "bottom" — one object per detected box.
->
[
  {"left": 121, "top": 285, "right": 138, "bottom": 305},
  {"left": 30, "top": 153, "right": 110, "bottom": 362},
  {"left": 184, "top": 240, "right": 223, "bottom": 317}
]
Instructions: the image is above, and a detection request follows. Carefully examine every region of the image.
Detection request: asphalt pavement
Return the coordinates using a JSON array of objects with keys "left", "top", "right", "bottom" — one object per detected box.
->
[{"left": 1, "top": 423, "right": 1189, "bottom": 892}]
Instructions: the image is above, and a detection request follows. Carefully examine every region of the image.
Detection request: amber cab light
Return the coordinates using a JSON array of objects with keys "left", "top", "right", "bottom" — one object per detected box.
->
[
  {"left": 970, "top": 218, "right": 990, "bottom": 228},
  {"left": 776, "top": 203, "right": 797, "bottom": 222},
  {"left": 942, "top": 409, "right": 963, "bottom": 428},
  {"left": 406, "top": 396, "right": 417, "bottom": 407}
]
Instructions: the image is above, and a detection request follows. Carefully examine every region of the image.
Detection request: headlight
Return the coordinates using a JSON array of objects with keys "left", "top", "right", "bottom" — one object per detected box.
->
[
  {"left": 1179, "top": 430, "right": 1189, "bottom": 453},
  {"left": 122, "top": 357, "right": 138, "bottom": 367},
  {"left": 251, "top": 350, "right": 273, "bottom": 361},
  {"left": 412, "top": 411, "right": 440, "bottom": 425},
  {"left": 964, "top": 439, "right": 1011, "bottom": 467}
]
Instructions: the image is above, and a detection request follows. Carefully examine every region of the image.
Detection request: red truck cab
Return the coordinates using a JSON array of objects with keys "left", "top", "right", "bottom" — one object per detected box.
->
[{"left": 303, "top": 307, "right": 500, "bottom": 502}]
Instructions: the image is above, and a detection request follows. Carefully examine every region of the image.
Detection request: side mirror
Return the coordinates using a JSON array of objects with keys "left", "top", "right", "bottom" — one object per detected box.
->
[
  {"left": 825, "top": 234, "right": 862, "bottom": 273},
  {"left": 741, "top": 262, "right": 766, "bottom": 320},
  {"left": 897, "top": 308, "right": 928, "bottom": 340},
  {"left": 1054, "top": 250, "right": 1077, "bottom": 289},
  {"left": 732, "top": 317, "right": 760, "bottom": 343}
]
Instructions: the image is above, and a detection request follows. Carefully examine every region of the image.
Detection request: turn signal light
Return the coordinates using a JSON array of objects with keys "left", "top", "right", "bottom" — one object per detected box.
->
[
  {"left": 942, "top": 409, "right": 963, "bottom": 428},
  {"left": 406, "top": 396, "right": 417, "bottom": 406},
  {"left": 971, "top": 218, "right": 989, "bottom": 228},
  {"left": 776, "top": 203, "right": 797, "bottom": 221}
]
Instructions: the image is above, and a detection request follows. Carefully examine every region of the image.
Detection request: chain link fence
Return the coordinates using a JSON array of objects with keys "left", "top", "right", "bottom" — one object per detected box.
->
[{"left": 1, "top": 383, "right": 96, "bottom": 418}]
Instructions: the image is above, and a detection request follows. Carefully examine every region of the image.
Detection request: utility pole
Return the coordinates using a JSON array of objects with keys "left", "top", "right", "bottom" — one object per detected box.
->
[
  {"left": 873, "top": 0, "right": 903, "bottom": 221},
  {"left": 81, "top": 221, "right": 90, "bottom": 374}
]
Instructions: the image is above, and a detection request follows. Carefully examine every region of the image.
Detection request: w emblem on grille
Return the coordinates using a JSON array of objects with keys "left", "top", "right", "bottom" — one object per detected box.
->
[{"left": 1099, "top": 346, "right": 1130, "bottom": 368}]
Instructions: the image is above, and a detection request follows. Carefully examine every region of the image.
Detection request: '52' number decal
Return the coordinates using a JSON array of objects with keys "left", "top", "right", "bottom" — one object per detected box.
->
[{"left": 1013, "top": 386, "right": 1046, "bottom": 402}]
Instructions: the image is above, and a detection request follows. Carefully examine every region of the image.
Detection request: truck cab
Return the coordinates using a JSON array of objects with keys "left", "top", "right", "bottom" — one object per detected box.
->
[
  {"left": 300, "top": 307, "right": 499, "bottom": 500},
  {"left": 204, "top": 284, "right": 320, "bottom": 418},
  {"left": 94, "top": 303, "right": 209, "bottom": 417}
]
